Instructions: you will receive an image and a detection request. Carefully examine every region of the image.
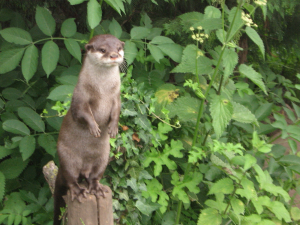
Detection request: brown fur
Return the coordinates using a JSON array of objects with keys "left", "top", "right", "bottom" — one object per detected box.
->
[{"left": 53, "top": 34, "right": 124, "bottom": 225}]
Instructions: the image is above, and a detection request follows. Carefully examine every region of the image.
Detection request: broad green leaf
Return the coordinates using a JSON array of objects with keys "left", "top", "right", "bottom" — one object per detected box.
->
[
  {"left": 246, "top": 26, "right": 265, "bottom": 59},
  {"left": 68, "top": 0, "right": 85, "bottom": 5},
  {"left": 179, "top": 12, "right": 204, "bottom": 30},
  {"left": 278, "top": 155, "right": 300, "bottom": 166},
  {"left": 2, "top": 88, "right": 22, "bottom": 100},
  {"left": 56, "top": 75, "right": 78, "bottom": 86},
  {"left": 61, "top": 18, "right": 77, "bottom": 37},
  {"left": 126, "top": 177, "right": 138, "bottom": 192},
  {"left": 38, "top": 134, "right": 57, "bottom": 157},
  {"left": 0, "top": 27, "right": 32, "bottom": 45},
  {"left": 197, "top": 208, "right": 222, "bottom": 225},
  {"left": 0, "top": 48, "right": 25, "bottom": 74},
  {"left": 35, "top": 6, "right": 56, "bottom": 36},
  {"left": 19, "top": 136, "right": 36, "bottom": 161},
  {"left": 231, "top": 197, "right": 244, "bottom": 215},
  {"left": 288, "top": 139, "right": 297, "bottom": 154},
  {"left": 108, "top": 18, "right": 122, "bottom": 39},
  {"left": 232, "top": 102, "right": 257, "bottom": 124},
  {"left": 2, "top": 119, "right": 30, "bottom": 136},
  {"left": 193, "top": 18, "right": 222, "bottom": 31},
  {"left": 130, "top": 27, "right": 151, "bottom": 39},
  {"left": 148, "top": 44, "right": 164, "bottom": 63},
  {"left": 216, "top": 29, "right": 227, "bottom": 44},
  {"left": 204, "top": 6, "right": 221, "bottom": 19},
  {"left": 244, "top": 154, "right": 257, "bottom": 170},
  {"left": 64, "top": 39, "right": 82, "bottom": 63},
  {"left": 291, "top": 207, "right": 300, "bottom": 221},
  {"left": 223, "top": 48, "right": 238, "bottom": 79},
  {"left": 134, "top": 114, "right": 151, "bottom": 131},
  {"left": 157, "top": 43, "right": 182, "bottom": 63},
  {"left": 268, "top": 201, "right": 291, "bottom": 222},
  {"left": 227, "top": 7, "right": 244, "bottom": 42},
  {"left": 124, "top": 41, "right": 137, "bottom": 65},
  {"left": 0, "top": 146, "right": 14, "bottom": 160},
  {"left": 87, "top": 0, "right": 102, "bottom": 29},
  {"left": 254, "top": 103, "right": 273, "bottom": 121},
  {"left": 171, "top": 45, "right": 212, "bottom": 74},
  {"left": 150, "top": 36, "right": 174, "bottom": 45},
  {"left": 0, "top": 157, "right": 28, "bottom": 179},
  {"left": 47, "top": 85, "right": 75, "bottom": 101},
  {"left": 236, "top": 178, "right": 257, "bottom": 200},
  {"left": 42, "top": 41, "right": 59, "bottom": 76},
  {"left": 210, "top": 94, "right": 233, "bottom": 138},
  {"left": 18, "top": 107, "right": 45, "bottom": 132},
  {"left": 104, "top": 0, "right": 125, "bottom": 15},
  {"left": 58, "top": 49, "right": 72, "bottom": 66},
  {"left": 21, "top": 44, "right": 38, "bottom": 82},
  {"left": 0, "top": 171, "right": 4, "bottom": 201},
  {"left": 239, "top": 64, "right": 267, "bottom": 95},
  {"left": 208, "top": 178, "right": 234, "bottom": 195},
  {"left": 135, "top": 199, "right": 160, "bottom": 216}
]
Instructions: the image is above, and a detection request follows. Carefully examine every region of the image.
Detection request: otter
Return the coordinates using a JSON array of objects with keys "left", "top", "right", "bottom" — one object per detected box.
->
[{"left": 53, "top": 34, "right": 124, "bottom": 225}]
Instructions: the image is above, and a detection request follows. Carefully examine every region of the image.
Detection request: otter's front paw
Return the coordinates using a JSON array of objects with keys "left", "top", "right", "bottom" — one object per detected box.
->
[
  {"left": 108, "top": 122, "right": 118, "bottom": 138},
  {"left": 89, "top": 122, "right": 101, "bottom": 137}
]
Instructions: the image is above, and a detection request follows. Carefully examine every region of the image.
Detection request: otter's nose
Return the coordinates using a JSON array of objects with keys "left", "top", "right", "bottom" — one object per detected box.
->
[{"left": 110, "top": 54, "right": 118, "bottom": 59}]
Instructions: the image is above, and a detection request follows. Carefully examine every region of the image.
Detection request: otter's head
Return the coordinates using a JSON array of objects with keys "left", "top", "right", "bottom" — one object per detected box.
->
[{"left": 85, "top": 34, "right": 124, "bottom": 67}]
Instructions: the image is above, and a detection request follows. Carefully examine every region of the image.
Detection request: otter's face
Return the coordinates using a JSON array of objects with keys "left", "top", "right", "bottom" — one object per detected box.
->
[{"left": 85, "top": 34, "right": 124, "bottom": 67}]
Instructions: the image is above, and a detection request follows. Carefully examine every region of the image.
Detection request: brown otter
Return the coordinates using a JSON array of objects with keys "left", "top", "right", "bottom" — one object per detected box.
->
[{"left": 53, "top": 34, "right": 124, "bottom": 225}]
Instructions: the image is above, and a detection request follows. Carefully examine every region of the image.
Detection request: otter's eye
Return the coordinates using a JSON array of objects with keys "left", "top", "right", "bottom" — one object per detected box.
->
[
  {"left": 118, "top": 47, "right": 122, "bottom": 51},
  {"left": 98, "top": 48, "right": 106, "bottom": 53}
]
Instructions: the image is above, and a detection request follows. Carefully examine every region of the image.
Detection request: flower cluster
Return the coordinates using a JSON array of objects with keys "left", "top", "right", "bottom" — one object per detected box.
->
[
  {"left": 254, "top": 0, "right": 267, "bottom": 6},
  {"left": 190, "top": 26, "right": 209, "bottom": 44},
  {"left": 241, "top": 12, "right": 257, "bottom": 27}
]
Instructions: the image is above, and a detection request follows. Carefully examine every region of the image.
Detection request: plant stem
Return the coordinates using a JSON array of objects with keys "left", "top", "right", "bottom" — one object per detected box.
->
[{"left": 89, "top": 29, "right": 95, "bottom": 40}]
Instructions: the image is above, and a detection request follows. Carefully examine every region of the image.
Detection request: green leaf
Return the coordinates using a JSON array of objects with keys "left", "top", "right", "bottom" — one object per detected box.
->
[
  {"left": 0, "top": 27, "right": 32, "bottom": 45},
  {"left": 291, "top": 207, "right": 300, "bottom": 221},
  {"left": 109, "top": 18, "right": 122, "bottom": 39},
  {"left": 150, "top": 36, "right": 174, "bottom": 45},
  {"left": 148, "top": 44, "right": 164, "bottom": 63},
  {"left": 0, "top": 157, "right": 28, "bottom": 179},
  {"left": 210, "top": 94, "right": 233, "bottom": 138},
  {"left": 157, "top": 43, "right": 182, "bottom": 63},
  {"left": 236, "top": 178, "right": 257, "bottom": 200},
  {"left": 126, "top": 177, "right": 138, "bottom": 192},
  {"left": 232, "top": 102, "right": 257, "bottom": 124},
  {"left": 38, "top": 134, "right": 57, "bottom": 157},
  {"left": 2, "top": 88, "right": 22, "bottom": 100},
  {"left": 124, "top": 41, "right": 137, "bottom": 65},
  {"left": 239, "top": 64, "right": 267, "bottom": 95},
  {"left": 64, "top": 39, "right": 82, "bottom": 63},
  {"left": 197, "top": 208, "right": 222, "bottom": 225},
  {"left": 18, "top": 107, "right": 45, "bottom": 132},
  {"left": 245, "top": 26, "right": 265, "bottom": 59},
  {"left": 42, "top": 41, "right": 59, "bottom": 76},
  {"left": 104, "top": 0, "right": 125, "bottom": 15},
  {"left": 2, "top": 119, "right": 30, "bottom": 136},
  {"left": 231, "top": 197, "right": 244, "bottom": 215},
  {"left": 244, "top": 154, "right": 257, "bottom": 170},
  {"left": 194, "top": 18, "right": 222, "bottom": 30},
  {"left": 21, "top": 44, "right": 39, "bottom": 82},
  {"left": 68, "top": 0, "right": 85, "bottom": 5},
  {"left": 171, "top": 45, "right": 212, "bottom": 74},
  {"left": 252, "top": 131, "right": 272, "bottom": 153},
  {"left": 254, "top": 103, "right": 273, "bottom": 121},
  {"left": 268, "top": 201, "right": 291, "bottom": 222},
  {"left": 0, "top": 146, "right": 14, "bottom": 160},
  {"left": 208, "top": 178, "right": 234, "bottom": 195},
  {"left": 223, "top": 48, "right": 238, "bottom": 79},
  {"left": 0, "top": 171, "right": 5, "bottom": 201},
  {"left": 204, "top": 6, "right": 221, "bottom": 19},
  {"left": 227, "top": 7, "right": 244, "bottom": 42},
  {"left": 130, "top": 27, "right": 151, "bottom": 39},
  {"left": 288, "top": 139, "right": 297, "bottom": 154},
  {"left": 134, "top": 114, "right": 151, "bottom": 131},
  {"left": 47, "top": 85, "right": 75, "bottom": 101},
  {"left": 278, "top": 155, "right": 300, "bottom": 166},
  {"left": 35, "top": 6, "right": 56, "bottom": 36},
  {"left": 0, "top": 48, "right": 25, "bottom": 74},
  {"left": 56, "top": 75, "right": 78, "bottom": 86},
  {"left": 19, "top": 136, "right": 36, "bottom": 161},
  {"left": 59, "top": 49, "right": 72, "bottom": 66},
  {"left": 216, "top": 29, "right": 227, "bottom": 44},
  {"left": 87, "top": 0, "right": 102, "bottom": 29},
  {"left": 61, "top": 18, "right": 77, "bottom": 37},
  {"left": 135, "top": 199, "right": 161, "bottom": 216}
]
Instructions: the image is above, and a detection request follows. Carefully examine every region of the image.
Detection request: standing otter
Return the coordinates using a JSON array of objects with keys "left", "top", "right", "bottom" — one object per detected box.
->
[{"left": 53, "top": 34, "right": 124, "bottom": 225}]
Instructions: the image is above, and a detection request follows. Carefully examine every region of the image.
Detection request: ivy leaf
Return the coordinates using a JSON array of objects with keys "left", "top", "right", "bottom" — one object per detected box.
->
[
  {"left": 0, "top": 157, "right": 28, "bottom": 179},
  {"left": 232, "top": 102, "right": 257, "bottom": 124},
  {"left": 134, "top": 114, "right": 151, "bottom": 131},
  {"left": 109, "top": 18, "right": 122, "bottom": 39},
  {"left": 18, "top": 107, "right": 45, "bottom": 132},
  {"left": 124, "top": 41, "right": 137, "bottom": 65},
  {"left": 135, "top": 198, "right": 161, "bottom": 216},
  {"left": 130, "top": 27, "right": 151, "bottom": 39},
  {"left": 21, "top": 44, "right": 39, "bottom": 82},
  {"left": 0, "top": 27, "right": 32, "bottom": 45},
  {"left": 61, "top": 18, "right": 77, "bottom": 37},
  {"left": 208, "top": 178, "right": 234, "bottom": 195},
  {"left": 19, "top": 136, "right": 36, "bottom": 161},
  {"left": 0, "top": 48, "right": 25, "bottom": 74},
  {"left": 2, "top": 119, "right": 30, "bottom": 136},
  {"left": 64, "top": 39, "right": 82, "bottom": 63},
  {"left": 246, "top": 26, "right": 265, "bottom": 59},
  {"left": 47, "top": 85, "right": 74, "bottom": 101},
  {"left": 239, "top": 64, "right": 267, "bottom": 95},
  {"left": 87, "top": 0, "right": 102, "bottom": 29},
  {"left": 126, "top": 177, "right": 138, "bottom": 192},
  {"left": 42, "top": 41, "right": 59, "bottom": 76},
  {"left": 35, "top": 6, "right": 56, "bottom": 36},
  {"left": 197, "top": 208, "right": 222, "bottom": 225},
  {"left": 38, "top": 134, "right": 57, "bottom": 157},
  {"left": 210, "top": 94, "right": 233, "bottom": 138}
]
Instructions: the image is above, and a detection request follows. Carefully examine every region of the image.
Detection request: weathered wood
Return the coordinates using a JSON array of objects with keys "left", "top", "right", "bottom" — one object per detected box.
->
[{"left": 97, "top": 187, "right": 114, "bottom": 225}]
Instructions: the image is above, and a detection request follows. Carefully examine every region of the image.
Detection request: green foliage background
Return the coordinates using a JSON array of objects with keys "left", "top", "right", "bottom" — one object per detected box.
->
[{"left": 0, "top": 0, "right": 300, "bottom": 224}]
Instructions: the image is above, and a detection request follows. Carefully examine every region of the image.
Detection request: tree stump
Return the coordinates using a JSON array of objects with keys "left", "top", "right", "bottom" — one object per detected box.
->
[{"left": 43, "top": 161, "right": 113, "bottom": 225}]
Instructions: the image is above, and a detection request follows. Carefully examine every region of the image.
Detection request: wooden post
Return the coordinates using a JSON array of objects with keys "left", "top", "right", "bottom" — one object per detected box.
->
[{"left": 43, "top": 161, "right": 113, "bottom": 225}]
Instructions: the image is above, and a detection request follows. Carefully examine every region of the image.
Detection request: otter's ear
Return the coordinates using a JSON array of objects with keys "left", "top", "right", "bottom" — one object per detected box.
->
[
  {"left": 85, "top": 44, "right": 94, "bottom": 51},
  {"left": 121, "top": 41, "right": 125, "bottom": 48}
]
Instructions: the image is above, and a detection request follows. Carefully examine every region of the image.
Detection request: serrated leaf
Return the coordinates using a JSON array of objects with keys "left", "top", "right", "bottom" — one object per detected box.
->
[
  {"left": 0, "top": 146, "right": 14, "bottom": 160},
  {"left": 254, "top": 103, "right": 273, "bottom": 121},
  {"left": 0, "top": 157, "right": 28, "bottom": 179},
  {"left": 19, "top": 136, "right": 36, "bottom": 161},
  {"left": 210, "top": 94, "right": 233, "bottom": 138},
  {"left": 204, "top": 6, "right": 221, "bottom": 19},
  {"left": 171, "top": 44, "right": 212, "bottom": 74},
  {"left": 246, "top": 26, "right": 265, "bottom": 59},
  {"left": 148, "top": 44, "right": 164, "bottom": 63},
  {"left": 130, "top": 27, "right": 151, "bottom": 39},
  {"left": 157, "top": 43, "right": 182, "bottom": 63},
  {"left": 2, "top": 119, "right": 30, "bottom": 136},
  {"left": 208, "top": 178, "right": 234, "bottom": 195},
  {"left": 47, "top": 85, "right": 75, "bottom": 101},
  {"left": 0, "top": 48, "right": 25, "bottom": 74},
  {"left": 21, "top": 44, "right": 39, "bottom": 82},
  {"left": 42, "top": 41, "right": 59, "bottom": 76},
  {"left": 227, "top": 7, "right": 244, "bottom": 42},
  {"left": 87, "top": 0, "right": 102, "bottom": 29},
  {"left": 35, "top": 6, "right": 56, "bottom": 36},
  {"left": 223, "top": 48, "right": 238, "bottom": 79},
  {"left": 0, "top": 171, "right": 5, "bottom": 201},
  {"left": 18, "top": 107, "right": 45, "bottom": 132},
  {"left": 231, "top": 197, "right": 244, "bottom": 215},
  {"left": 61, "top": 18, "right": 77, "bottom": 37},
  {"left": 232, "top": 102, "right": 256, "bottom": 124},
  {"left": 239, "top": 64, "right": 267, "bottom": 95},
  {"left": 197, "top": 208, "right": 222, "bottom": 225},
  {"left": 64, "top": 39, "right": 82, "bottom": 63},
  {"left": 0, "top": 27, "right": 32, "bottom": 45},
  {"left": 109, "top": 18, "right": 122, "bottom": 39},
  {"left": 38, "top": 134, "right": 57, "bottom": 157},
  {"left": 268, "top": 201, "right": 291, "bottom": 222},
  {"left": 236, "top": 178, "right": 256, "bottom": 200}
]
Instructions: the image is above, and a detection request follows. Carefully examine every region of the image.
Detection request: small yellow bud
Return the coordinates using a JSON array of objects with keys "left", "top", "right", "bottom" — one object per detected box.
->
[
  {"left": 190, "top": 27, "right": 195, "bottom": 31},
  {"left": 197, "top": 26, "right": 203, "bottom": 30},
  {"left": 192, "top": 35, "right": 196, "bottom": 39}
]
